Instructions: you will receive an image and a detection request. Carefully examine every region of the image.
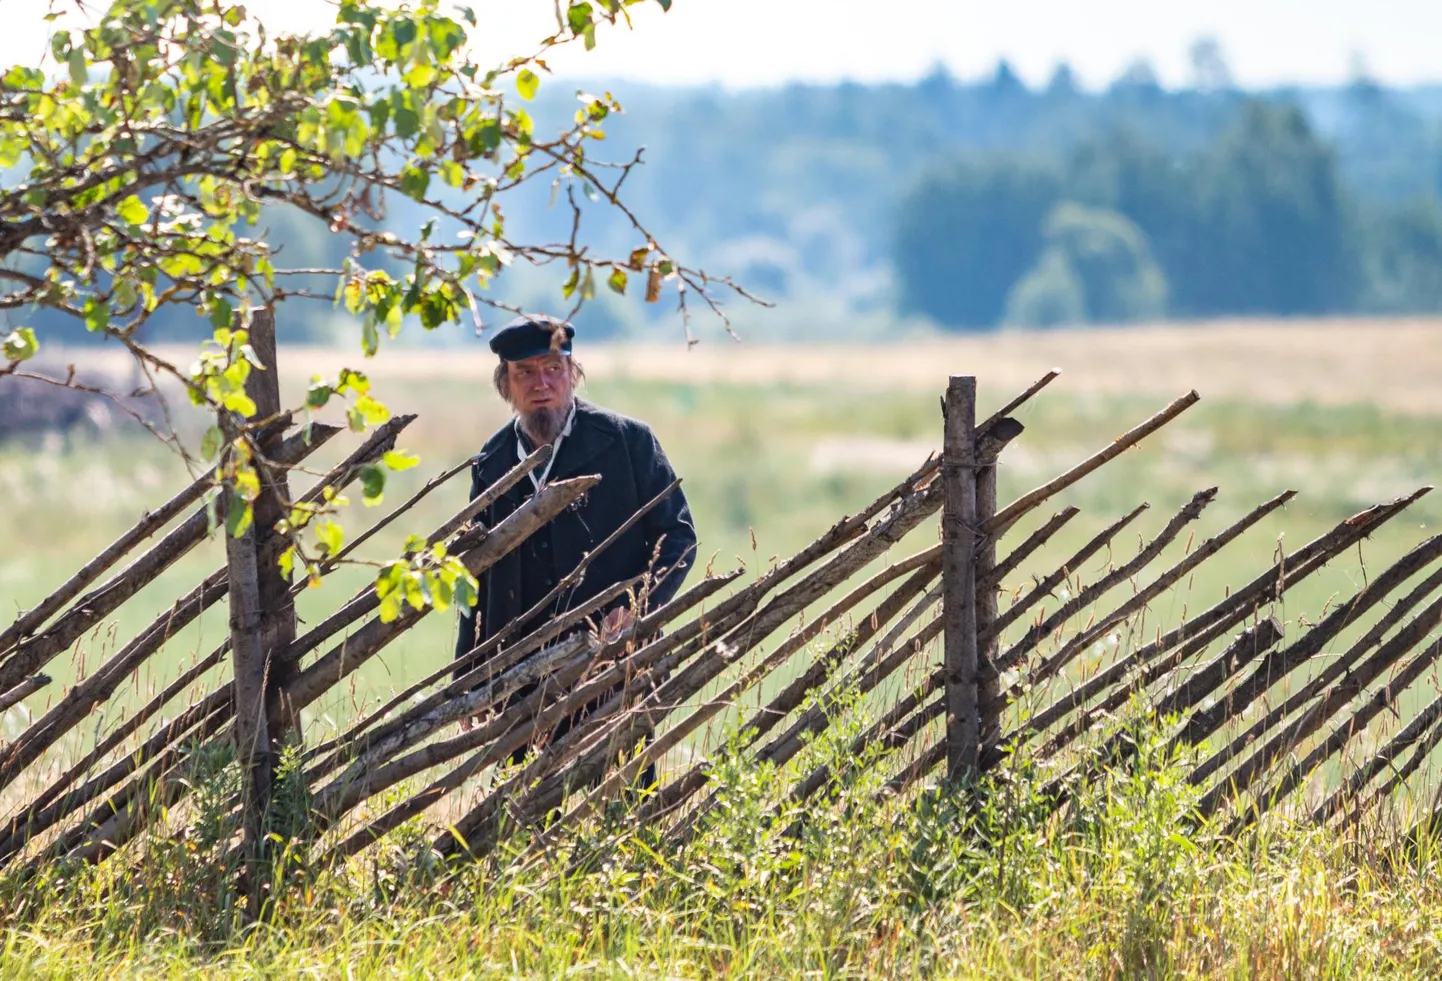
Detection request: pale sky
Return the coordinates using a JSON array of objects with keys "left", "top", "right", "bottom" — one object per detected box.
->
[{"left": 3, "top": 0, "right": 1441, "bottom": 90}]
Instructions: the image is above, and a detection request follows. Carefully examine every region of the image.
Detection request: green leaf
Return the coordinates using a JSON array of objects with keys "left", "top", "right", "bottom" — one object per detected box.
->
[
  {"left": 113, "top": 280, "right": 137, "bottom": 311},
  {"left": 450, "top": 563, "right": 479, "bottom": 610},
  {"left": 67, "top": 48, "right": 87, "bottom": 86},
  {"left": 225, "top": 491, "right": 253, "bottom": 538},
  {"left": 359, "top": 464, "right": 386, "bottom": 506},
  {"left": 233, "top": 466, "right": 261, "bottom": 501},
  {"left": 115, "top": 194, "right": 148, "bottom": 226},
  {"left": 655, "top": 0, "right": 671, "bottom": 9},
  {"left": 383, "top": 448, "right": 420, "bottom": 471},
  {"left": 83, "top": 297, "right": 109, "bottom": 334},
  {"left": 2, "top": 327, "right": 39, "bottom": 362},
  {"left": 306, "top": 380, "right": 333, "bottom": 409},
  {"left": 516, "top": 69, "right": 539, "bottom": 100},
  {"left": 403, "top": 573, "right": 426, "bottom": 610},
  {"left": 200, "top": 425, "right": 224, "bottom": 460},
  {"left": 403, "top": 63, "right": 437, "bottom": 87},
  {"left": 315, "top": 519, "right": 345, "bottom": 558},
  {"left": 432, "top": 574, "right": 453, "bottom": 612},
  {"left": 376, "top": 561, "right": 405, "bottom": 600},
  {"left": 607, "top": 268, "right": 628, "bottom": 294},
  {"left": 399, "top": 165, "right": 430, "bottom": 202},
  {"left": 567, "top": 2, "right": 594, "bottom": 35},
  {"left": 471, "top": 119, "right": 501, "bottom": 154},
  {"left": 208, "top": 296, "right": 234, "bottom": 330}
]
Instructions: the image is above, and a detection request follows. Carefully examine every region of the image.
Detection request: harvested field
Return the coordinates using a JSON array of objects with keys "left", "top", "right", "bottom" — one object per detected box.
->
[{"left": 54, "top": 316, "right": 1442, "bottom": 415}]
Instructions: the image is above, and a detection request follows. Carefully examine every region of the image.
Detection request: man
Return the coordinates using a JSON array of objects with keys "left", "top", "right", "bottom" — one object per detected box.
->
[{"left": 455, "top": 313, "right": 697, "bottom": 717}]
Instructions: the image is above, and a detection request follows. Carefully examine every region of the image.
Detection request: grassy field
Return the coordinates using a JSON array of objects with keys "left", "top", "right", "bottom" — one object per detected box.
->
[{"left": 3, "top": 317, "right": 1442, "bottom": 975}]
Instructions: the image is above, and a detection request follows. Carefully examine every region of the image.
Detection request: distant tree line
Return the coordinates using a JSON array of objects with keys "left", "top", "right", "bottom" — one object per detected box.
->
[
  {"left": 10, "top": 52, "right": 1442, "bottom": 343},
  {"left": 895, "top": 99, "right": 1442, "bottom": 329}
]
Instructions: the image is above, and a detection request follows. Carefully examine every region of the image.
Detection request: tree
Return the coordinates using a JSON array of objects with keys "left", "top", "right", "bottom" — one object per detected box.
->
[
  {"left": 0, "top": 0, "right": 736, "bottom": 602},
  {"left": 893, "top": 158, "right": 1061, "bottom": 329},
  {"left": 1000, "top": 249, "right": 1085, "bottom": 328},
  {"left": 1065, "top": 130, "right": 1199, "bottom": 312},
  {"left": 1359, "top": 197, "right": 1442, "bottom": 313},
  {"left": 1189, "top": 37, "right": 1234, "bottom": 93},
  {"left": 1003, "top": 201, "right": 1168, "bottom": 327},
  {"left": 1191, "top": 100, "right": 1360, "bottom": 315}
]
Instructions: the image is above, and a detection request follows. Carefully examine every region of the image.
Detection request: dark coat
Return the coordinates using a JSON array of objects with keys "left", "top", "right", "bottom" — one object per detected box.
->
[{"left": 454, "top": 398, "right": 697, "bottom": 662}]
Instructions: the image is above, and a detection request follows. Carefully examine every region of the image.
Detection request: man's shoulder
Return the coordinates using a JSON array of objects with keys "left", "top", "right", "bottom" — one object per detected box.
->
[{"left": 574, "top": 398, "right": 657, "bottom": 443}]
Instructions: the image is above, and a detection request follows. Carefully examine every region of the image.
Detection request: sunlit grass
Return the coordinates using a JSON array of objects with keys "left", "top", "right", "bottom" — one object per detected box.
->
[{"left": 4, "top": 712, "right": 1442, "bottom": 978}]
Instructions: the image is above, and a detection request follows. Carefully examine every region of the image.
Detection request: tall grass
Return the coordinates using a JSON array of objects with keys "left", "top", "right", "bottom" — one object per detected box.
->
[{"left": 4, "top": 704, "right": 1442, "bottom": 978}]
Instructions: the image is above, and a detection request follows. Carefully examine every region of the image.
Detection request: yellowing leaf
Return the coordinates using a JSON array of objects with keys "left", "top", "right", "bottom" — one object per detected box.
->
[
  {"left": 116, "top": 194, "right": 149, "bottom": 225},
  {"left": 516, "top": 69, "right": 539, "bottom": 100},
  {"left": 315, "top": 519, "right": 345, "bottom": 558},
  {"left": 383, "top": 448, "right": 420, "bottom": 471}
]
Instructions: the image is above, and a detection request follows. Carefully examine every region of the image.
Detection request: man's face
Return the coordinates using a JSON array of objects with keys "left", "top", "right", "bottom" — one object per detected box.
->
[{"left": 507, "top": 353, "right": 574, "bottom": 414}]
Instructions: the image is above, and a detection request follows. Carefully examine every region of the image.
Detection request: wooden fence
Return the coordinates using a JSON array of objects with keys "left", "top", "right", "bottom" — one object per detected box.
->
[{"left": 3, "top": 326, "right": 1441, "bottom": 897}]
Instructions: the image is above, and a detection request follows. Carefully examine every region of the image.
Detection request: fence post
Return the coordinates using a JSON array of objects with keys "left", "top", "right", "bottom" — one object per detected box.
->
[
  {"left": 244, "top": 309, "right": 299, "bottom": 750},
  {"left": 223, "top": 306, "right": 293, "bottom": 913},
  {"left": 974, "top": 439, "right": 1001, "bottom": 761},
  {"left": 943, "top": 376, "right": 980, "bottom": 782}
]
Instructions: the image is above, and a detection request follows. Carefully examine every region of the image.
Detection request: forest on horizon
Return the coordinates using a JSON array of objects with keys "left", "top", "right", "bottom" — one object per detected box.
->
[{"left": 15, "top": 49, "right": 1442, "bottom": 346}]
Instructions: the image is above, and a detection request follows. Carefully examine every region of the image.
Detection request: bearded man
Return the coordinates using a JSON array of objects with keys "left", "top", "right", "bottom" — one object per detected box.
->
[{"left": 455, "top": 313, "right": 697, "bottom": 688}]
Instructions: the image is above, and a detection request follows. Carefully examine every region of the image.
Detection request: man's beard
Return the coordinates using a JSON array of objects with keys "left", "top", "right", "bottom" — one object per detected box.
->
[{"left": 517, "top": 400, "right": 572, "bottom": 445}]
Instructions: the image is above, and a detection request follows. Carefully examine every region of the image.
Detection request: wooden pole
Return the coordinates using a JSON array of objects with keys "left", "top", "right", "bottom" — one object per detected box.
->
[
  {"left": 227, "top": 306, "right": 289, "bottom": 913},
  {"left": 974, "top": 440, "right": 1000, "bottom": 759},
  {"left": 942, "top": 376, "right": 979, "bottom": 782},
  {"left": 223, "top": 448, "right": 269, "bottom": 911},
  {"left": 972, "top": 416, "right": 1021, "bottom": 761},
  {"left": 245, "top": 309, "right": 298, "bottom": 752}
]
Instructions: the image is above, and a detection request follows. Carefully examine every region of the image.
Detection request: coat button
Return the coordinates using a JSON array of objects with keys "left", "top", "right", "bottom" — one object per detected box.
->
[{"left": 539, "top": 540, "right": 548, "bottom": 550}]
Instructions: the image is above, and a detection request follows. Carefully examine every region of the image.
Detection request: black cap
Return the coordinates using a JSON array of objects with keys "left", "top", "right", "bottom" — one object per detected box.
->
[{"left": 488, "top": 314, "right": 575, "bottom": 362}]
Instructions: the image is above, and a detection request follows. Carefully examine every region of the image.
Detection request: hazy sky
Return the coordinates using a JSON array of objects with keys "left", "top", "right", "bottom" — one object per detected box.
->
[{"left": 4, "top": 0, "right": 1441, "bottom": 90}]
